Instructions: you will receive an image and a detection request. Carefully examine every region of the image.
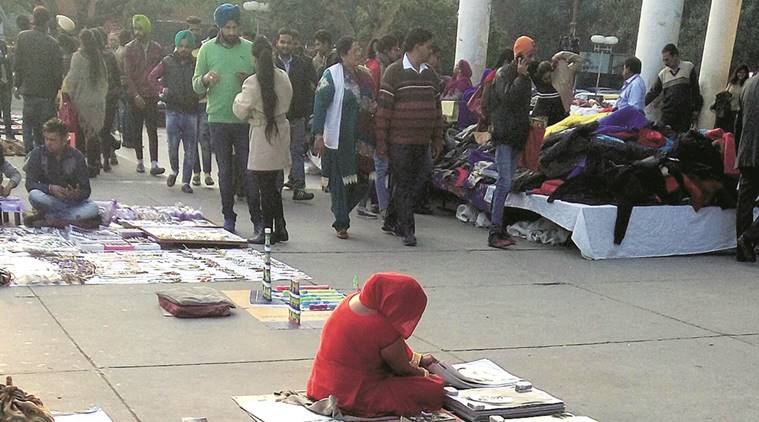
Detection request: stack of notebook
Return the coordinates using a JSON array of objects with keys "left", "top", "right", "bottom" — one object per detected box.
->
[{"left": 429, "top": 359, "right": 565, "bottom": 421}]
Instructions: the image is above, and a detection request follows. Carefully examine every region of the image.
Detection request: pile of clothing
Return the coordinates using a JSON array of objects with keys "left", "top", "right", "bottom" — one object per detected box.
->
[
  {"left": 514, "top": 107, "right": 738, "bottom": 244},
  {"left": 433, "top": 107, "right": 739, "bottom": 245}
]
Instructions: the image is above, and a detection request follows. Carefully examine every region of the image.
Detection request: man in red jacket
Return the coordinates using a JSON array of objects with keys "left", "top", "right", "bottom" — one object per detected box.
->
[{"left": 124, "top": 14, "right": 165, "bottom": 175}]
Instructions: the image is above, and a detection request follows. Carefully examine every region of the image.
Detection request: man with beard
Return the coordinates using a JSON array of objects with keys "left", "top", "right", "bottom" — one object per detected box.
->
[
  {"left": 124, "top": 14, "right": 165, "bottom": 175},
  {"left": 192, "top": 4, "right": 258, "bottom": 234}
]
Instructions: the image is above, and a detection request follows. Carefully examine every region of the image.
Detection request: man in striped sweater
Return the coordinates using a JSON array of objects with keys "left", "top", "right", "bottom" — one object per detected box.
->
[{"left": 375, "top": 28, "right": 444, "bottom": 247}]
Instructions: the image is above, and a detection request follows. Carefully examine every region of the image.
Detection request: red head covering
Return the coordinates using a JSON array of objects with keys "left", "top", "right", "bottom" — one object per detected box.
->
[{"left": 359, "top": 273, "right": 427, "bottom": 339}]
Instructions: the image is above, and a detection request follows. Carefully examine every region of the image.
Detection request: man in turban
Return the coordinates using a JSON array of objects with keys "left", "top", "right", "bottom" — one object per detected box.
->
[
  {"left": 486, "top": 35, "right": 535, "bottom": 249},
  {"left": 192, "top": 4, "right": 259, "bottom": 235},
  {"left": 124, "top": 14, "right": 165, "bottom": 175},
  {"left": 148, "top": 30, "right": 200, "bottom": 194}
]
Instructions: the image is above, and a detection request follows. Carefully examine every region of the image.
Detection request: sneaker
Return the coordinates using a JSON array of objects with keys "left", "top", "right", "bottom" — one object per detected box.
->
[
  {"left": 167, "top": 174, "right": 177, "bottom": 187},
  {"left": 357, "top": 206, "right": 379, "bottom": 219},
  {"left": 110, "top": 156, "right": 119, "bottom": 166},
  {"left": 102, "top": 160, "right": 112, "bottom": 173},
  {"left": 223, "top": 217, "right": 236, "bottom": 233},
  {"left": 136, "top": 162, "right": 145, "bottom": 173},
  {"left": 204, "top": 174, "right": 215, "bottom": 186},
  {"left": 381, "top": 223, "right": 397, "bottom": 235},
  {"left": 150, "top": 166, "right": 166, "bottom": 176},
  {"left": 402, "top": 234, "right": 417, "bottom": 247},
  {"left": 336, "top": 229, "right": 349, "bottom": 240},
  {"left": 292, "top": 189, "right": 314, "bottom": 201},
  {"left": 192, "top": 173, "right": 201, "bottom": 186},
  {"left": 284, "top": 180, "right": 294, "bottom": 190},
  {"left": 248, "top": 232, "right": 268, "bottom": 245},
  {"left": 181, "top": 184, "right": 193, "bottom": 194},
  {"left": 369, "top": 204, "right": 380, "bottom": 214}
]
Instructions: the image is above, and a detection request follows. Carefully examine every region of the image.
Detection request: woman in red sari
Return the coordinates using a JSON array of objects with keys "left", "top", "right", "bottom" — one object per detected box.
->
[{"left": 307, "top": 273, "right": 445, "bottom": 417}]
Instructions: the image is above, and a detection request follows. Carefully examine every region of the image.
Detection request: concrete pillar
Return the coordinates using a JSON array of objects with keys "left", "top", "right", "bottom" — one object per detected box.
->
[
  {"left": 634, "top": 0, "right": 685, "bottom": 90},
  {"left": 454, "top": 0, "right": 491, "bottom": 83},
  {"left": 698, "top": 0, "right": 742, "bottom": 129}
]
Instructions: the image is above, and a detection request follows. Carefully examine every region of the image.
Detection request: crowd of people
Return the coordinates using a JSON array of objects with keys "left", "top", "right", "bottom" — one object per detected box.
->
[{"left": 0, "top": 3, "right": 757, "bottom": 258}]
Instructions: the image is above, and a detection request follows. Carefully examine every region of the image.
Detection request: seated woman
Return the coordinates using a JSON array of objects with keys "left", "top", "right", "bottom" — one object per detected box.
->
[
  {"left": 0, "top": 147, "right": 21, "bottom": 197},
  {"left": 307, "top": 273, "right": 444, "bottom": 417}
]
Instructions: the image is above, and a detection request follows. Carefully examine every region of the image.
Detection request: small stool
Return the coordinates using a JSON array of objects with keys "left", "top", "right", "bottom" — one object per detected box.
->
[{"left": 0, "top": 198, "right": 25, "bottom": 226}]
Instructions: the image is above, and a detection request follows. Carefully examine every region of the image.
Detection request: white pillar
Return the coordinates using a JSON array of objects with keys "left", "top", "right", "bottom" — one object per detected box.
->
[
  {"left": 697, "top": 0, "right": 742, "bottom": 129},
  {"left": 634, "top": 0, "right": 685, "bottom": 90},
  {"left": 454, "top": 0, "right": 491, "bottom": 83}
]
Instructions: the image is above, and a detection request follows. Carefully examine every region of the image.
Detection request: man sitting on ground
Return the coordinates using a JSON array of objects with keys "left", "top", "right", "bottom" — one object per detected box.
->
[{"left": 24, "top": 118, "right": 100, "bottom": 227}]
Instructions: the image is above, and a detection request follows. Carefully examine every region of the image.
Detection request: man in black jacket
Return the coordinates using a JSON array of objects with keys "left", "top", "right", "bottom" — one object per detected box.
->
[
  {"left": 735, "top": 74, "right": 759, "bottom": 263},
  {"left": 13, "top": 6, "right": 63, "bottom": 155},
  {"left": 275, "top": 27, "right": 316, "bottom": 200},
  {"left": 486, "top": 35, "right": 535, "bottom": 249}
]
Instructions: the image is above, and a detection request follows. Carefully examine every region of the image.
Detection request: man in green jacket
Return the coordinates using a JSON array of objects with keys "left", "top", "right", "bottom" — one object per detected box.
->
[{"left": 192, "top": 4, "right": 258, "bottom": 235}]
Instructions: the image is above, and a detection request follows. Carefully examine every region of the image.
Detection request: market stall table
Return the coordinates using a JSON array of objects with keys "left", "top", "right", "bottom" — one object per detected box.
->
[{"left": 491, "top": 191, "right": 745, "bottom": 260}]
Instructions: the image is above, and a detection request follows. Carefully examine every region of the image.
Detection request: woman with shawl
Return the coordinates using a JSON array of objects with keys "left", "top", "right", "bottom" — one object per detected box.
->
[
  {"left": 62, "top": 28, "right": 108, "bottom": 177},
  {"left": 442, "top": 59, "right": 472, "bottom": 100},
  {"left": 307, "top": 273, "right": 444, "bottom": 417},
  {"left": 312, "top": 37, "right": 376, "bottom": 240}
]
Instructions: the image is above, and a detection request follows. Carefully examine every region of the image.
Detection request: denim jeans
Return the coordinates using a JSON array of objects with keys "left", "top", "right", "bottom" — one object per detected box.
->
[
  {"left": 194, "top": 108, "right": 212, "bottom": 174},
  {"left": 209, "top": 122, "right": 261, "bottom": 226},
  {"left": 22, "top": 96, "right": 57, "bottom": 154},
  {"left": 373, "top": 151, "right": 389, "bottom": 212},
  {"left": 166, "top": 110, "right": 198, "bottom": 185},
  {"left": 288, "top": 117, "right": 306, "bottom": 189},
  {"left": 490, "top": 143, "right": 519, "bottom": 231},
  {"left": 28, "top": 190, "right": 99, "bottom": 221}
]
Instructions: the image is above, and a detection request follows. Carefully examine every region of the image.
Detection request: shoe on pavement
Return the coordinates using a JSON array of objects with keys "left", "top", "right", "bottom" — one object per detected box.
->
[
  {"left": 204, "top": 174, "right": 215, "bottom": 186},
  {"left": 167, "top": 174, "right": 177, "bottom": 187},
  {"left": 23, "top": 211, "right": 44, "bottom": 227},
  {"left": 414, "top": 204, "right": 434, "bottom": 215},
  {"left": 192, "top": 173, "right": 201, "bottom": 186},
  {"left": 284, "top": 180, "right": 294, "bottom": 190},
  {"left": 488, "top": 233, "right": 517, "bottom": 249},
  {"left": 402, "top": 234, "right": 417, "bottom": 247},
  {"left": 357, "top": 206, "right": 379, "bottom": 219},
  {"left": 381, "top": 223, "right": 397, "bottom": 235},
  {"left": 292, "top": 189, "right": 314, "bottom": 201},
  {"left": 136, "top": 163, "right": 145, "bottom": 173},
  {"left": 223, "top": 217, "right": 236, "bottom": 233},
  {"left": 110, "top": 155, "right": 119, "bottom": 166},
  {"left": 150, "top": 166, "right": 166, "bottom": 176},
  {"left": 336, "top": 229, "right": 349, "bottom": 240},
  {"left": 102, "top": 160, "right": 112, "bottom": 173},
  {"left": 181, "top": 184, "right": 193, "bottom": 194}
]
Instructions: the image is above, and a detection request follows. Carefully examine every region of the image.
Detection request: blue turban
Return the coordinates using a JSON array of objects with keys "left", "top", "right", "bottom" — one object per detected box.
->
[
  {"left": 214, "top": 3, "right": 241, "bottom": 28},
  {"left": 174, "top": 30, "right": 196, "bottom": 48}
]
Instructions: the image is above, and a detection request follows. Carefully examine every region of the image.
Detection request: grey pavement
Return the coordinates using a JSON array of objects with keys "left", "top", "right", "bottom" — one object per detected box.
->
[{"left": 1, "top": 123, "right": 758, "bottom": 421}]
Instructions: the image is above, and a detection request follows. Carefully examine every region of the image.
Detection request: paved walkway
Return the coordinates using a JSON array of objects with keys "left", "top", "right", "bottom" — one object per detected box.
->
[{"left": 1, "top": 128, "right": 758, "bottom": 421}]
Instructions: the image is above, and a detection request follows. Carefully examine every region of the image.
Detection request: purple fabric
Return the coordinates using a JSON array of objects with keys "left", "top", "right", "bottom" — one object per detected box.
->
[
  {"left": 594, "top": 107, "right": 649, "bottom": 135},
  {"left": 566, "top": 158, "right": 587, "bottom": 179},
  {"left": 458, "top": 86, "right": 480, "bottom": 128},
  {"left": 467, "top": 149, "right": 495, "bottom": 166}
]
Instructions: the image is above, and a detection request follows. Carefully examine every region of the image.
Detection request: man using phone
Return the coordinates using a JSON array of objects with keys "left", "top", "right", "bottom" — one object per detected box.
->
[
  {"left": 24, "top": 118, "right": 100, "bottom": 227},
  {"left": 487, "top": 36, "right": 536, "bottom": 249}
]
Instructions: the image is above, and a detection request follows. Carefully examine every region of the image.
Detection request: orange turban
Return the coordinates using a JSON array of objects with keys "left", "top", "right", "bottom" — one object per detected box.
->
[{"left": 514, "top": 36, "right": 535, "bottom": 58}]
